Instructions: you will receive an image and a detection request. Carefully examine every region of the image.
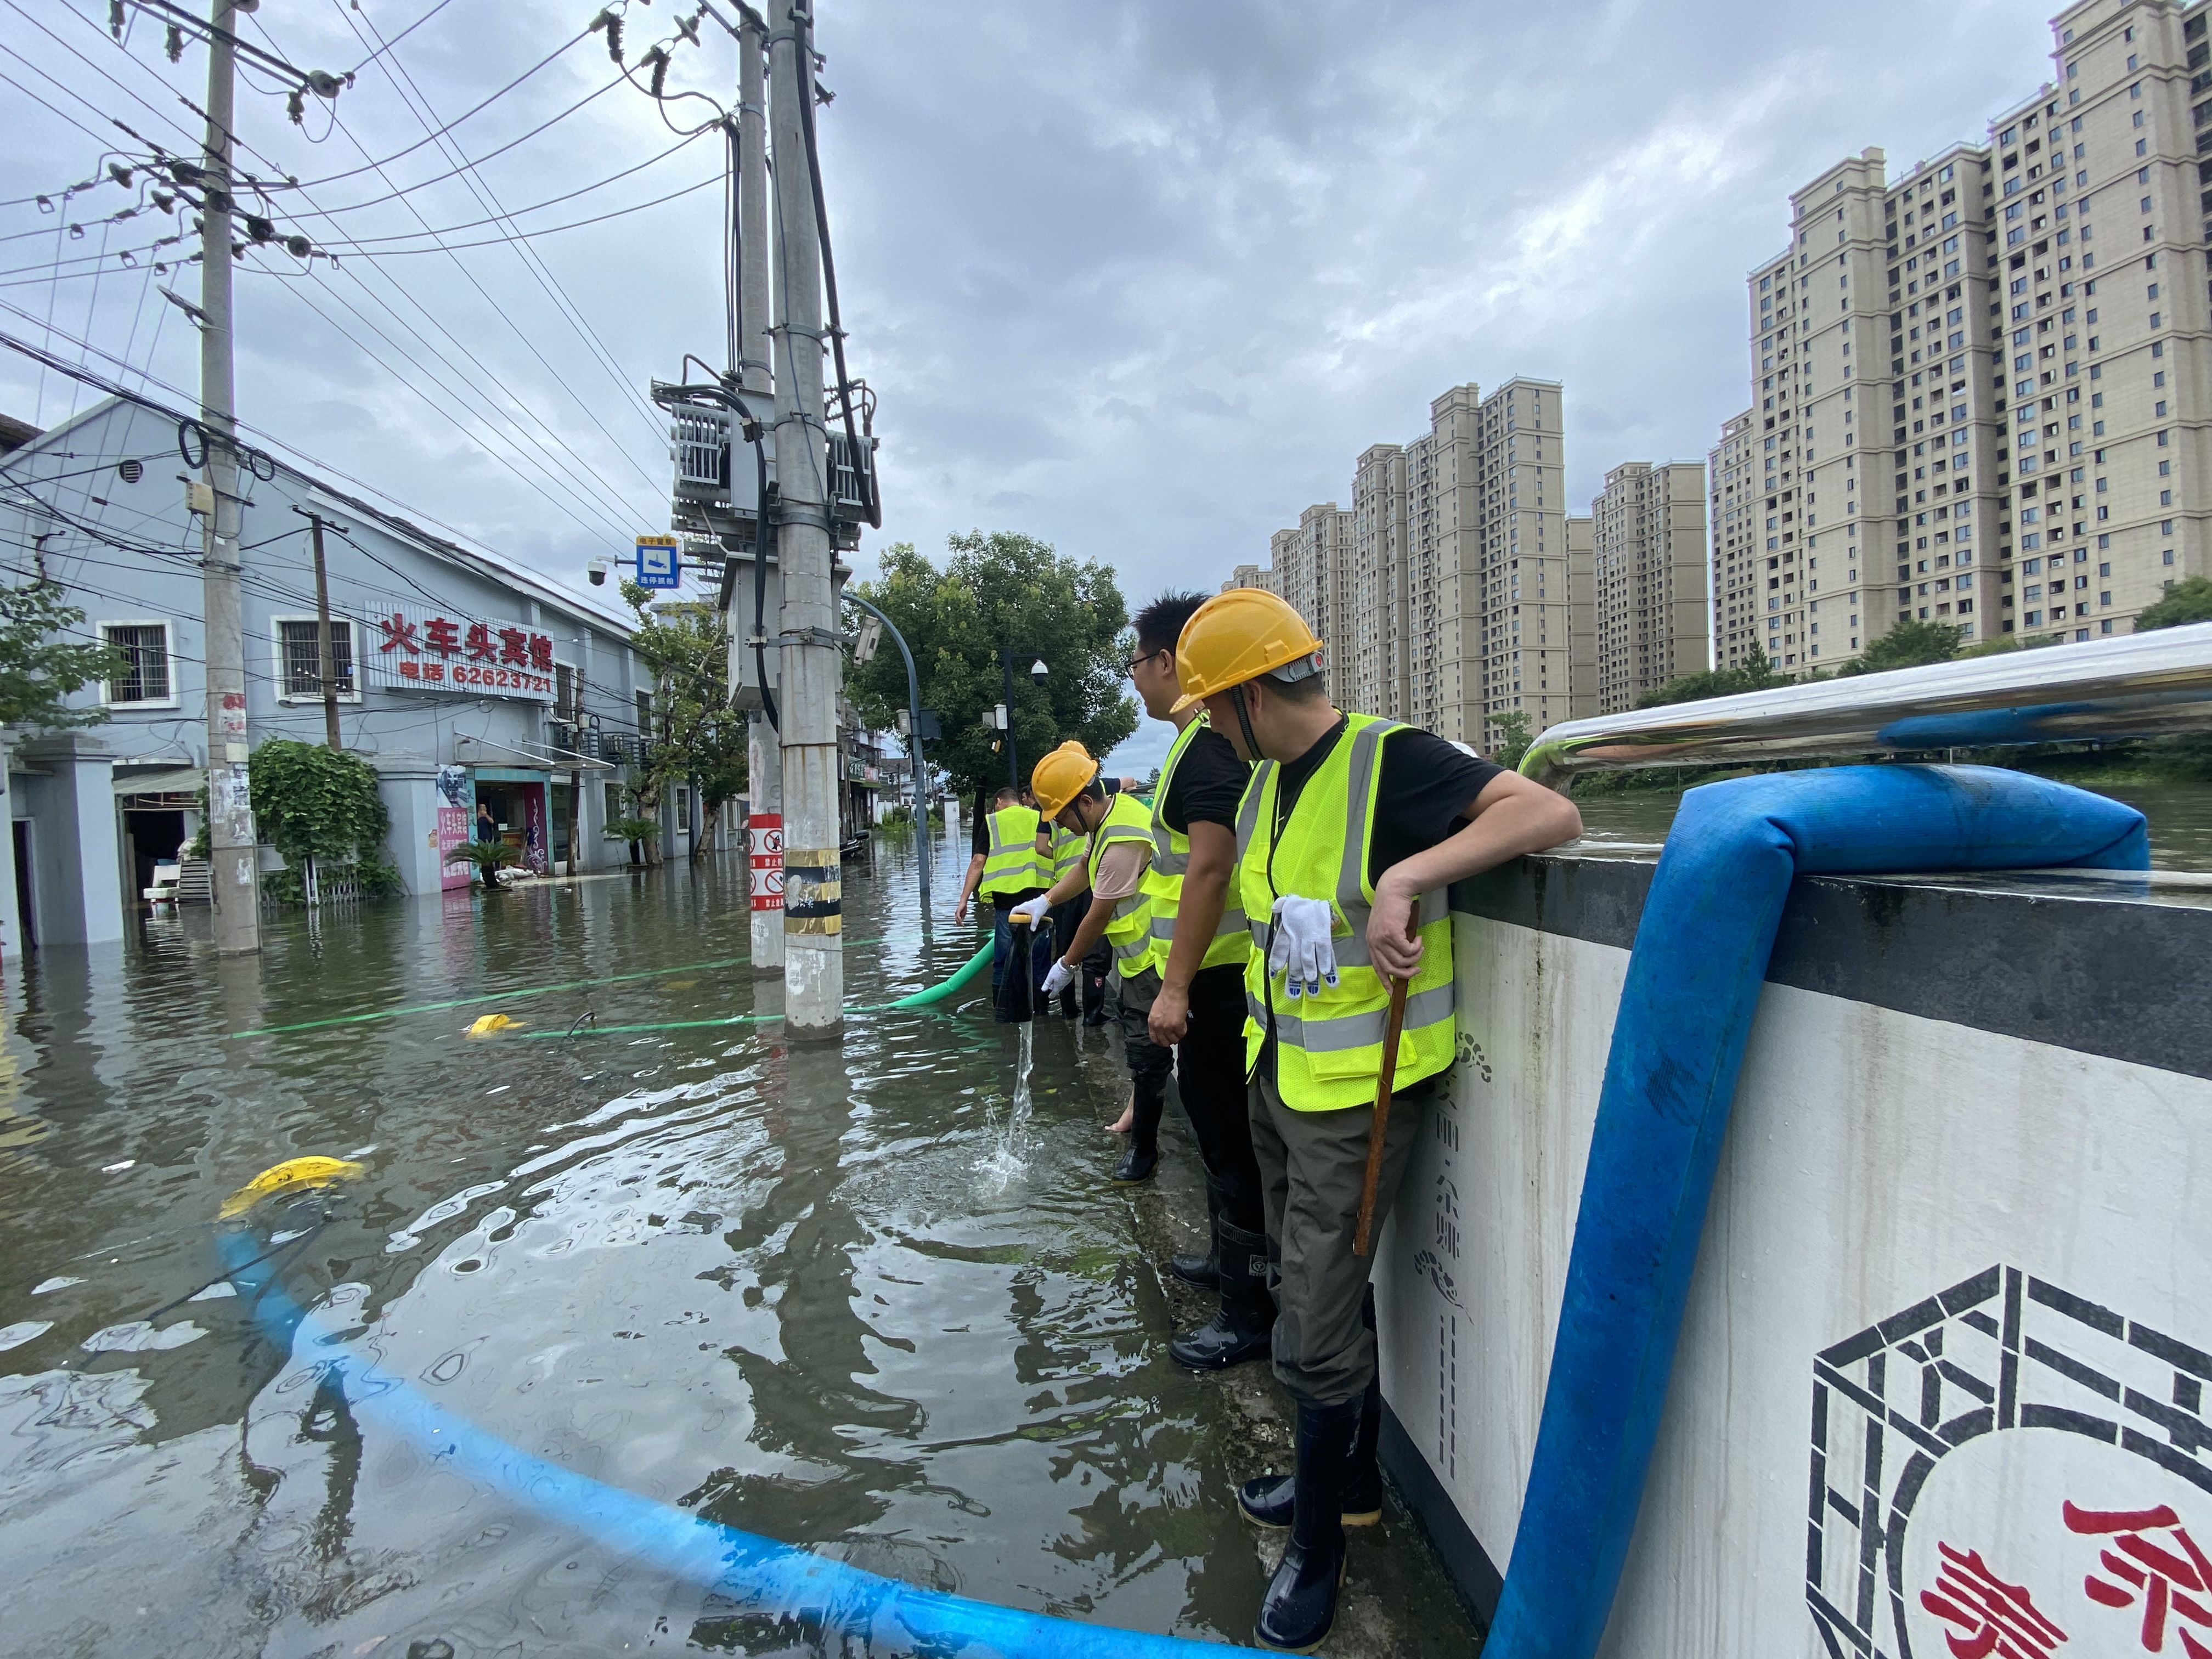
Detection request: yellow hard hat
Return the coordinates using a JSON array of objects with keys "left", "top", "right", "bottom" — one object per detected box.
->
[
  {"left": 1170, "top": 589, "right": 1325, "bottom": 713},
  {"left": 1030, "top": 740, "right": 1099, "bottom": 820}
]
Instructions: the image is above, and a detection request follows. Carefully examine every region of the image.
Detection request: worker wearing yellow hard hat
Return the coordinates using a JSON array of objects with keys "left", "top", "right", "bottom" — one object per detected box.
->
[
  {"left": 1013, "top": 740, "right": 1172, "bottom": 1183},
  {"left": 1174, "top": 585, "right": 1583, "bottom": 1652},
  {"left": 1123, "top": 591, "right": 1268, "bottom": 1375},
  {"left": 953, "top": 782, "right": 1052, "bottom": 1017}
]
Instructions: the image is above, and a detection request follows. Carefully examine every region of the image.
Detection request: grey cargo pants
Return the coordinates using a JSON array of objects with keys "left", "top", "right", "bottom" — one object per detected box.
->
[{"left": 1249, "top": 1065, "right": 1434, "bottom": 1407}]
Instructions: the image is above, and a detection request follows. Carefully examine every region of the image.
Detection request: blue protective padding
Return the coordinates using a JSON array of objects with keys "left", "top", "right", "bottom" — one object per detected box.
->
[
  {"left": 1483, "top": 766, "right": 2148, "bottom": 1659},
  {"left": 219, "top": 1236, "right": 1221, "bottom": 1656}
]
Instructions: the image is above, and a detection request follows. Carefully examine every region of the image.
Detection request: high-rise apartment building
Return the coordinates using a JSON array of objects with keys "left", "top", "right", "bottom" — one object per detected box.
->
[
  {"left": 1708, "top": 411, "right": 1758, "bottom": 667},
  {"left": 1237, "top": 379, "right": 1592, "bottom": 753},
  {"left": 1593, "top": 461, "right": 1711, "bottom": 712},
  {"left": 1722, "top": 139, "right": 2005, "bottom": 681},
  {"left": 1994, "top": 0, "right": 2209, "bottom": 638},
  {"left": 1349, "top": 443, "right": 1409, "bottom": 721},
  {"left": 1224, "top": 561, "right": 1274, "bottom": 595},
  {"left": 1722, "top": 0, "right": 2210, "bottom": 673}
]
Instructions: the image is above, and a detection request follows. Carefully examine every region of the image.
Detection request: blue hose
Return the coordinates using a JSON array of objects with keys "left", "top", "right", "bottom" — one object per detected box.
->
[
  {"left": 219, "top": 1232, "right": 1222, "bottom": 1656},
  {"left": 1482, "top": 765, "right": 2149, "bottom": 1659}
]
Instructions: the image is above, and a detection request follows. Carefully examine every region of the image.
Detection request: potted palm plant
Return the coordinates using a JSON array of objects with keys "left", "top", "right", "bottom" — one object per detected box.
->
[{"left": 445, "top": 839, "right": 523, "bottom": 891}]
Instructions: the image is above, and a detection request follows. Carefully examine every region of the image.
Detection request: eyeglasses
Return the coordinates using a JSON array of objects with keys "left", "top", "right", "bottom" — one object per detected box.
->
[{"left": 1120, "top": 647, "right": 1165, "bottom": 678}]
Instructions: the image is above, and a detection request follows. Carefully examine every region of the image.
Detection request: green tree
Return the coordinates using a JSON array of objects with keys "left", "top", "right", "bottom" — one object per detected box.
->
[
  {"left": 622, "top": 583, "right": 747, "bottom": 862},
  {"left": 1489, "top": 709, "right": 1533, "bottom": 771},
  {"left": 241, "top": 738, "right": 399, "bottom": 899},
  {"left": 2135, "top": 575, "right": 2212, "bottom": 631},
  {"left": 1839, "top": 616, "right": 1964, "bottom": 676},
  {"left": 1960, "top": 631, "right": 2063, "bottom": 658},
  {"left": 0, "top": 579, "right": 123, "bottom": 731},
  {"left": 1635, "top": 641, "right": 1784, "bottom": 709},
  {"left": 848, "top": 531, "right": 1138, "bottom": 795}
]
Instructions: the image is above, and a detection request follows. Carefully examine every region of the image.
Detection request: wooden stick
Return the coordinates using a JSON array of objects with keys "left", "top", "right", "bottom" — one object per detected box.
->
[{"left": 1352, "top": 898, "right": 1419, "bottom": 1258}]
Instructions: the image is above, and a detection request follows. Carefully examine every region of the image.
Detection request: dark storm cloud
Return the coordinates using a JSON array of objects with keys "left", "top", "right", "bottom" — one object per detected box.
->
[{"left": 2, "top": 0, "right": 2057, "bottom": 715}]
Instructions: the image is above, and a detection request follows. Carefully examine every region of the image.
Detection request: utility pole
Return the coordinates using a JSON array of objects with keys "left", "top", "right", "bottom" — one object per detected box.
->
[
  {"left": 768, "top": 0, "right": 841, "bottom": 1037},
  {"left": 300, "top": 510, "right": 342, "bottom": 749},
  {"left": 737, "top": 4, "right": 783, "bottom": 975},
  {"left": 198, "top": 0, "right": 259, "bottom": 953}
]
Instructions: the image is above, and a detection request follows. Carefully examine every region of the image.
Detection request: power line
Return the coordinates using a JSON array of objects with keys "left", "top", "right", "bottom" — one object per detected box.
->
[
  {"left": 308, "top": 132, "right": 710, "bottom": 251},
  {"left": 257, "top": 272, "right": 643, "bottom": 549},
  {"left": 325, "top": 2, "right": 668, "bottom": 439},
  {"left": 340, "top": 0, "right": 460, "bottom": 79},
  {"left": 263, "top": 24, "right": 601, "bottom": 194},
  {"left": 309, "top": 172, "right": 723, "bottom": 253},
  {"left": 0, "top": 311, "right": 639, "bottom": 625},
  {"left": 224, "top": 117, "right": 669, "bottom": 524}
]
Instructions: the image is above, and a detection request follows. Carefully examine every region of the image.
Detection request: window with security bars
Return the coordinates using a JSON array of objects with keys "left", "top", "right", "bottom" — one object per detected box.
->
[
  {"left": 103, "top": 623, "right": 171, "bottom": 704},
  {"left": 278, "top": 619, "right": 356, "bottom": 698}
]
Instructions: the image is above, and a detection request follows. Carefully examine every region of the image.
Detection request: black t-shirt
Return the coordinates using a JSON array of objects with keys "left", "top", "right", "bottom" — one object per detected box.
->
[
  {"left": 969, "top": 788, "right": 994, "bottom": 857},
  {"left": 1163, "top": 724, "right": 1249, "bottom": 837},
  {"left": 1269, "top": 715, "right": 1502, "bottom": 888}
]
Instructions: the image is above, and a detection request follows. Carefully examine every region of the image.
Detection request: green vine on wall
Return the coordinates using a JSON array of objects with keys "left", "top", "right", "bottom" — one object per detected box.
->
[{"left": 189, "top": 740, "right": 400, "bottom": 900}]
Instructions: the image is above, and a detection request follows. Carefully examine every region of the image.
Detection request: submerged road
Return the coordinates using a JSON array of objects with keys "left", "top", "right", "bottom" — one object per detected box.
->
[{"left": 0, "top": 834, "right": 1477, "bottom": 1656}]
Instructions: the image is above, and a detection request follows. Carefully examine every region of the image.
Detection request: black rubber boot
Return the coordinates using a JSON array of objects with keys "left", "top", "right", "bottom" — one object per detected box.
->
[
  {"left": 1168, "top": 1181, "right": 1224, "bottom": 1290},
  {"left": 1254, "top": 1397, "right": 1361, "bottom": 1652},
  {"left": 1238, "top": 1375, "right": 1384, "bottom": 1528},
  {"left": 1111, "top": 1079, "right": 1164, "bottom": 1184},
  {"left": 1170, "top": 1220, "right": 1273, "bottom": 1370}
]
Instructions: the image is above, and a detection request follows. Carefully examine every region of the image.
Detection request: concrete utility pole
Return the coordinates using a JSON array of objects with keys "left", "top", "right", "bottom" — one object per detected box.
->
[
  {"left": 767, "top": 0, "right": 842, "bottom": 1036},
  {"left": 301, "top": 510, "right": 342, "bottom": 749},
  {"left": 198, "top": 0, "right": 259, "bottom": 953},
  {"left": 738, "top": 5, "right": 783, "bottom": 975}
]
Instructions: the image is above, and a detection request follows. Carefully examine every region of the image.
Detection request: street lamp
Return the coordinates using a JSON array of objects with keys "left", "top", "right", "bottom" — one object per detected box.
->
[{"left": 998, "top": 647, "right": 1049, "bottom": 788}]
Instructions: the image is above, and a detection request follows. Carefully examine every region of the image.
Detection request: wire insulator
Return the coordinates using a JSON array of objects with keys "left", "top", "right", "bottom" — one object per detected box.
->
[{"left": 165, "top": 22, "right": 184, "bottom": 61}]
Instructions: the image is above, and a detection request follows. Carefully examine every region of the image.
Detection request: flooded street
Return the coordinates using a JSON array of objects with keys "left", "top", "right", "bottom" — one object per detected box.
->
[{"left": 0, "top": 834, "right": 1477, "bottom": 1657}]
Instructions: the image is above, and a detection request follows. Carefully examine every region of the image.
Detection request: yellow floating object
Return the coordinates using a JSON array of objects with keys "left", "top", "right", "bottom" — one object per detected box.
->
[
  {"left": 219, "top": 1155, "right": 365, "bottom": 1219},
  {"left": 467, "top": 1013, "right": 525, "bottom": 1036}
]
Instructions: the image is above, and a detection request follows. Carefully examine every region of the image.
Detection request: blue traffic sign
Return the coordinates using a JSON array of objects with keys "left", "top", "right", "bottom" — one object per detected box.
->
[{"left": 635, "top": 536, "right": 681, "bottom": 590}]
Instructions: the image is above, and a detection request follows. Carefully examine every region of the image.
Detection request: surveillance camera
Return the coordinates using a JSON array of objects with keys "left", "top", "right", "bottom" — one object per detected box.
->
[{"left": 588, "top": 558, "right": 610, "bottom": 586}]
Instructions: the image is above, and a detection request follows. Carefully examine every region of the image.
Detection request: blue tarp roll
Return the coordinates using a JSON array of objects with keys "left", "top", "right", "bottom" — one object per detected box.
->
[{"left": 1482, "top": 764, "right": 2149, "bottom": 1659}]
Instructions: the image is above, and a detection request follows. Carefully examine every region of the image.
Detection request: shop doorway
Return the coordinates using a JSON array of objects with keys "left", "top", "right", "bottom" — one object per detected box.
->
[
  {"left": 12, "top": 820, "right": 33, "bottom": 953},
  {"left": 122, "top": 808, "right": 186, "bottom": 905},
  {"left": 471, "top": 780, "right": 550, "bottom": 876}
]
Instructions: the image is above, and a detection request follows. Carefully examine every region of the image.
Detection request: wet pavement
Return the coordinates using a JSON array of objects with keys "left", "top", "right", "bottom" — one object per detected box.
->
[{"left": 0, "top": 833, "right": 1482, "bottom": 1657}]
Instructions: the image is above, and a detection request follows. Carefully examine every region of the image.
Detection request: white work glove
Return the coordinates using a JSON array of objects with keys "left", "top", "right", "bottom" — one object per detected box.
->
[
  {"left": 1268, "top": 896, "right": 1339, "bottom": 999},
  {"left": 1041, "top": 958, "right": 1075, "bottom": 998},
  {"left": 1008, "top": 895, "right": 1051, "bottom": 928}
]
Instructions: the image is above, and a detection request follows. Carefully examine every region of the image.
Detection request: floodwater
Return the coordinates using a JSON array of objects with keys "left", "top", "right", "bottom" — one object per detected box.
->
[
  {"left": 0, "top": 835, "right": 1480, "bottom": 1657},
  {"left": 1573, "top": 772, "right": 2212, "bottom": 870}
]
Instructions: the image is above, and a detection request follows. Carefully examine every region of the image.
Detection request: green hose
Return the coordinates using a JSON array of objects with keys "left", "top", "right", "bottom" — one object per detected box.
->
[{"left": 887, "top": 940, "right": 994, "bottom": 1009}]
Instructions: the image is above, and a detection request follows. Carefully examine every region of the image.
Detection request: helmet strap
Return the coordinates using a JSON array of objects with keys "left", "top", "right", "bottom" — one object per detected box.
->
[{"left": 1230, "top": 681, "right": 1262, "bottom": 763}]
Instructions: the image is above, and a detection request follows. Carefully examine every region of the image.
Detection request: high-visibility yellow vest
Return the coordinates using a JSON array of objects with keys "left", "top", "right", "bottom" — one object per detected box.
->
[
  {"left": 1049, "top": 822, "right": 1087, "bottom": 886},
  {"left": 979, "top": 804, "right": 1045, "bottom": 898},
  {"left": 1143, "top": 716, "right": 1251, "bottom": 977},
  {"left": 1088, "top": 792, "right": 1156, "bottom": 974},
  {"left": 1234, "top": 713, "right": 1455, "bottom": 1111}
]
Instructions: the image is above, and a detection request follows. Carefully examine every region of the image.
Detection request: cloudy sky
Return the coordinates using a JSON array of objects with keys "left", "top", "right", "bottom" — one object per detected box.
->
[{"left": 2, "top": 0, "right": 2059, "bottom": 771}]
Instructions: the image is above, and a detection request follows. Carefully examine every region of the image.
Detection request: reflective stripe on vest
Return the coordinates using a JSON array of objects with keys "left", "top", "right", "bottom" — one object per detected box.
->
[
  {"left": 1236, "top": 714, "right": 1457, "bottom": 1111},
  {"left": 1142, "top": 715, "right": 1253, "bottom": 977},
  {"left": 979, "top": 805, "right": 1045, "bottom": 897},
  {"left": 1088, "top": 792, "right": 1156, "bottom": 970},
  {"left": 1049, "top": 823, "right": 1086, "bottom": 882}
]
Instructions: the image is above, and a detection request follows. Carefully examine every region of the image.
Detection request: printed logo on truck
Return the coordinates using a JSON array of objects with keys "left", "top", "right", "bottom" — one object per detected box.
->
[{"left": 1808, "top": 1266, "right": 2212, "bottom": 1658}]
